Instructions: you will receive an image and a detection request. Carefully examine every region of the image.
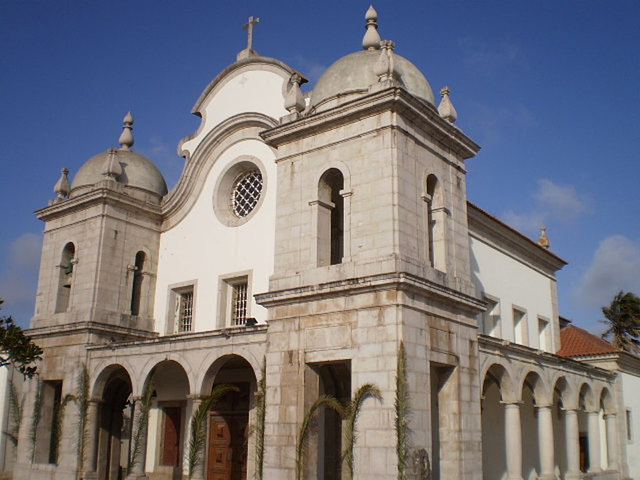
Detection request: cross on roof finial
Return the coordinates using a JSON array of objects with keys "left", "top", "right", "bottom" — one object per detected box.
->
[{"left": 243, "top": 16, "right": 260, "bottom": 52}]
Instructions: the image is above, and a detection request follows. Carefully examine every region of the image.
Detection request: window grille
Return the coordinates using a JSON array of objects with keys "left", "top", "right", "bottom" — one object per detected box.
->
[
  {"left": 178, "top": 291, "right": 193, "bottom": 332},
  {"left": 231, "top": 282, "right": 248, "bottom": 325},
  {"left": 231, "top": 170, "right": 263, "bottom": 218}
]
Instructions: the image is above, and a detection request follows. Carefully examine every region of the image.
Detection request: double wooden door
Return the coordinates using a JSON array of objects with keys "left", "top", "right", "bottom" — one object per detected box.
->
[{"left": 206, "top": 413, "right": 248, "bottom": 480}]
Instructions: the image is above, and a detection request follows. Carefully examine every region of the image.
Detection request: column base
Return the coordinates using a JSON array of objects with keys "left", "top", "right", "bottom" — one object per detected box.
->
[
  {"left": 125, "top": 474, "right": 149, "bottom": 480},
  {"left": 537, "top": 474, "right": 555, "bottom": 480},
  {"left": 564, "top": 471, "right": 582, "bottom": 480}
]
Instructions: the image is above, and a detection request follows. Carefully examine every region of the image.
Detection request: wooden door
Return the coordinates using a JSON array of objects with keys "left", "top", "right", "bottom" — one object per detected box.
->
[
  {"left": 207, "top": 414, "right": 248, "bottom": 480},
  {"left": 207, "top": 415, "right": 233, "bottom": 480},
  {"left": 162, "top": 407, "right": 181, "bottom": 466}
]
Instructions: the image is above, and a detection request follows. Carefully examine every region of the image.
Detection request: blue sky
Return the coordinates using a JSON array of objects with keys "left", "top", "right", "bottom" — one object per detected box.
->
[{"left": 1, "top": 1, "right": 639, "bottom": 334}]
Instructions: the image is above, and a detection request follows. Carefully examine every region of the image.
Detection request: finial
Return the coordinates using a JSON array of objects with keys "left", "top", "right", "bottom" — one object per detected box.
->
[
  {"left": 53, "top": 167, "right": 70, "bottom": 199},
  {"left": 374, "top": 40, "right": 399, "bottom": 83},
  {"left": 284, "top": 73, "right": 306, "bottom": 115},
  {"left": 438, "top": 86, "right": 458, "bottom": 123},
  {"left": 118, "top": 112, "right": 134, "bottom": 150},
  {"left": 362, "top": 5, "right": 381, "bottom": 51},
  {"left": 538, "top": 225, "right": 550, "bottom": 249},
  {"left": 102, "top": 148, "right": 122, "bottom": 181}
]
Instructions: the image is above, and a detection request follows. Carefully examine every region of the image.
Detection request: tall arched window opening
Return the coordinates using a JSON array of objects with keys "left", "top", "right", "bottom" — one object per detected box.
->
[
  {"left": 317, "top": 169, "right": 344, "bottom": 266},
  {"left": 55, "top": 242, "right": 75, "bottom": 313},
  {"left": 425, "top": 175, "right": 446, "bottom": 272},
  {"left": 130, "top": 251, "right": 145, "bottom": 316}
]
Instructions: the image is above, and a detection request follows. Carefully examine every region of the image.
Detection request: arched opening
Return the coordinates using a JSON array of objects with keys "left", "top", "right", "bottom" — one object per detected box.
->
[
  {"left": 521, "top": 372, "right": 544, "bottom": 479},
  {"left": 145, "top": 360, "right": 190, "bottom": 478},
  {"left": 578, "top": 384, "right": 594, "bottom": 473},
  {"left": 600, "top": 387, "right": 616, "bottom": 470},
  {"left": 130, "top": 251, "right": 146, "bottom": 316},
  {"left": 317, "top": 169, "right": 344, "bottom": 266},
  {"left": 425, "top": 174, "right": 446, "bottom": 272},
  {"left": 552, "top": 377, "right": 569, "bottom": 477},
  {"left": 55, "top": 242, "right": 75, "bottom": 313},
  {"left": 481, "top": 365, "right": 511, "bottom": 480},
  {"left": 96, "top": 368, "right": 133, "bottom": 480},
  {"left": 203, "top": 355, "right": 257, "bottom": 480}
]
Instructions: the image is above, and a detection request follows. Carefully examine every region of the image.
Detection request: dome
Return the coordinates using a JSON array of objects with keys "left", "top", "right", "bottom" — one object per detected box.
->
[
  {"left": 309, "top": 50, "right": 435, "bottom": 113},
  {"left": 70, "top": 112, "right": 168, "bottom": 197},
  {"left": 70, "top": 149, "right": 168, "bottom": 197}
]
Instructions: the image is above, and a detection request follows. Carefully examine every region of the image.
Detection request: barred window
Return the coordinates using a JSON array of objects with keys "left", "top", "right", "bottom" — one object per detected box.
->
[
  {"left": 231, "top": 170, "right": 263, "bottom": 218},
  {"left": 231, "top": 282, "right": 248, "bottom": 325},
  {"left": 177, "top": 291, "right": 193, "bottom": 332}
]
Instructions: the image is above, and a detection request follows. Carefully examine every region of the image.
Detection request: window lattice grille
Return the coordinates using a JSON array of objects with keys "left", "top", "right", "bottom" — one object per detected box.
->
[
  {"left": 231, "top": 282, "right": 248, "bottom": 325},
  {"left": 231, "top": 170, "right": 263, "bottom": 218},
  {"left": 178, "top": 291, "right": 193, "bottom": 332}
]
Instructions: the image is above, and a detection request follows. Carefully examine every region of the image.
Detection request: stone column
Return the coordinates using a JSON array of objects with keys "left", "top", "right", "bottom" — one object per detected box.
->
[
  {"left": 126, "top": 396, "right": 149, "bottom": 480},
  {"left": 503, "top": 402, "right": 523, "bottom": 480},
  {"left": 81, "top": 399, "right": 101, "bottom": 479},
  {"left": 536, "top": 405, "right": 555, "bottom": 480},
  {"left": 563, "top": 408, "right": 581, "bottom": 480},
  {"left": 587, "top": 410, "right": 602, "bottom": 473},
  {"left": 604, "top": 413, "right": 618, "bottom": 470}
]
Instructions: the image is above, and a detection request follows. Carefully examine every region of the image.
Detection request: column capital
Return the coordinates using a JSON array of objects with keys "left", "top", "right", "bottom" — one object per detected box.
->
[
  {"left": 604, "top": 412, "right": 617, "bottom": 419},
  {"left": 501, "top": 400, "right": 522, "bottom": 407},
  {"left": 534, "top": 403, "right": 553, "bottom": 410}
]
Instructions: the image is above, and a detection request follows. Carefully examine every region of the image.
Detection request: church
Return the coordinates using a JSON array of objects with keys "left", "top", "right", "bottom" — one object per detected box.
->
[{"left": 4, "top": 6, "right": 637, "bottom": 480}]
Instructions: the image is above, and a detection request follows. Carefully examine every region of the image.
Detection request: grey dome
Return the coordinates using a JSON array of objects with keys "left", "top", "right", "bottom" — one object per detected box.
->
[
  {"left": 71, "top": 149, "right": 168, "bottom": 197},
  {"left": 310, "top": 50, "right": 435, "bottom": 112}
]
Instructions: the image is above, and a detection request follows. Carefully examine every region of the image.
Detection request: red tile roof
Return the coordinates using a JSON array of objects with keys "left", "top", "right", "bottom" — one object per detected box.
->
[{"left": 557, "top": 325, "right": 618, "bottom": 357}]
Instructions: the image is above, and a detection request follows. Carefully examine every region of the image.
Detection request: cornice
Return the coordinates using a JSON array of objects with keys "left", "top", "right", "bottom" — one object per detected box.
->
[
  {"left": 27, "top": 321, "right": 158, "bottom": 341},
  {"left": 256, "top": 270, "right": 485, "bottom": 315},
  {"left": 35, "top": 186, "right": 162, "bottom": 223},
  {"left": 467, "top": 202, "right": 567, "bottom": 276},
  {"left": 261, "top": 87, "right": 480, "bottom": 160}
]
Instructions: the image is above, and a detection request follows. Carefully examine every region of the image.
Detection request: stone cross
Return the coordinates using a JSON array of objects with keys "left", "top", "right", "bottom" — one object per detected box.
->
[{"left": 243, "top": 16, "right": 260, "bottom": 51}]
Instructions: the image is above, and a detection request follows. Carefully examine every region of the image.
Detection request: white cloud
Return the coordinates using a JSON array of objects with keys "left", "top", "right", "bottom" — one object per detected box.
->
[
  {"left": 458, "top": 38, "right": 528, "bottom": 75},
  {"left": 574, "top": 235, "right": 640, "bottom": 309},
  {"left": 0, "top": 233, "right": 42, "bottom": 325},
  {"left": 502, "top": 179, "right": 590, "bottom": 234},
  {"left": 291, "top": 55, "right": 326, "bottom": 86}
]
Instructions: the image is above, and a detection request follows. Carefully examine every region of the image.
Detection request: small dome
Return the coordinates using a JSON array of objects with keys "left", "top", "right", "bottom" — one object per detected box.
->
[
  {"left": 71, "top": 149, "right": 168, "bottom": 197},
  {"left": 310, "top": 50, "right": 435, "bottom": 112}
]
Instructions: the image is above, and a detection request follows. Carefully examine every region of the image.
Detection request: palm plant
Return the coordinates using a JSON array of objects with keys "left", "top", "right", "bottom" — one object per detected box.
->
[
  {"left": 5, "top": 380, "right": 22, "bottom": 448},
  {"left": 255, "top": 358, "right": 267, "bottom": 480},
  {"left": 128, "top": 378, "right": 154, "bottom": 474},
  {"left": 342, "top": 383, "right": 382, "bottom": 480},
  {"left": 295, "top": 395, "right": 344, "bottom": 480},
  {"left": 187, "top": 384, "right": 239, "bottom": 479},
  {"left": 601, "top": 291, "right": 640, "bottom": 352},
  {"left": 395, "top": 343, "right": 410, "bottom": 480}
]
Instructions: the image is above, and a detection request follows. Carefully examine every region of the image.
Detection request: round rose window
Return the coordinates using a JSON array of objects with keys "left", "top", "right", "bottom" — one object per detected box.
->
[{"left": 230, "top": 170, "right": 263, "bottom": 218}]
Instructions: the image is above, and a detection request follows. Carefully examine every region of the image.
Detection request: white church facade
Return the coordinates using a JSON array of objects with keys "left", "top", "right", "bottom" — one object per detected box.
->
[{"left": 3, "top": 7, "right": 636, "bottom": 480}]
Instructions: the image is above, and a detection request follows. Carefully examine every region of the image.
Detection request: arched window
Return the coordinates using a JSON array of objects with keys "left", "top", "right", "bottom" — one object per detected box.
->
[
  {"left": 55, "top": 242, "right": 75, "bottom": 313},
  {"left": 425, "top": 174, "right": 446, "bottom": 272},
  {"left": 317, "top": 169, "right": 344, "bottom": 266},
  {"left": 130, "top": 251, "right": 145, "bottom": 316}
]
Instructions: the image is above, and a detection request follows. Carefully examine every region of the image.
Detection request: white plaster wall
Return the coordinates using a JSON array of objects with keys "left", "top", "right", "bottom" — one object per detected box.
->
[
  {"left": 154, "top": 138, "right": 276, "bottom": 333},
  {"left": 621, "top": 371, "right": 640, "bottom": 478},
  {"left": 470, "top": 236, "right": 555, "bottom": 351},
  {"left": 181, "top": 69, "right": 287, "bottom": 157},
  {"left": 0, "top": 366, "right": 9, "bottom": 471}
]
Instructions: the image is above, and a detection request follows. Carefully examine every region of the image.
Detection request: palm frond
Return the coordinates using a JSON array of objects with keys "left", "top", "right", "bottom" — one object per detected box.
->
[
  {"left": 296, "top": 395, "right": 344, "bottom": 480},
  {"left": 29, "top": 378, "right": 42, "bottom": 462},
  {"left": 601, "top": 291, "right": 640, "bottom": 352},
  {"left": 255, "top": 357, "right": 267, "bottom": 480},
  {"left": 395, "top": 343, "right": 410, "bottom": 480},
  {"left": 76, "top": 364, "right": 90, "bottom": 472},
  {"left": 342, "top": 383, "right": 382, "bottom": 480},
  {"left": 3, "top": 379, "right": 22, "bottom": 448},
  {"left": 128, "top": 379, "right": 154, "bottom": 473},
  {"left": 187, "top": 384, "right": 239, "bottom": 478}
]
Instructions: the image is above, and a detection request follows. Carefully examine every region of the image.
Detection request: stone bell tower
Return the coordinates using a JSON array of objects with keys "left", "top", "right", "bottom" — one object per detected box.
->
[{"left": 257, "top": 7, "right": 485, "bottom": 480}]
